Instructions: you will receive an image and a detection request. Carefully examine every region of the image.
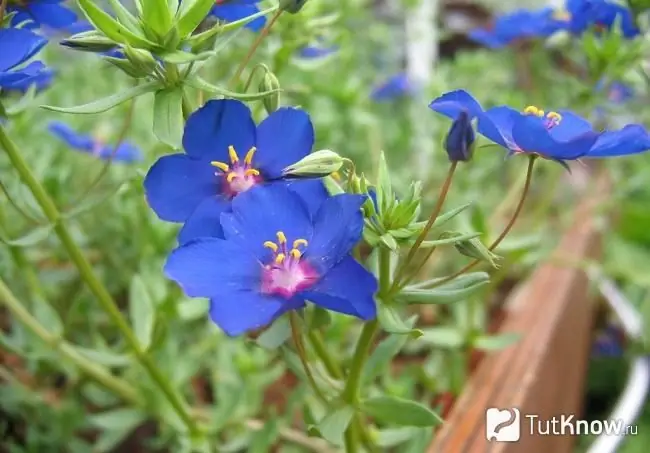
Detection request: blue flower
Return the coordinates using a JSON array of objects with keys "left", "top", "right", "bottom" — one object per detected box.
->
[
  {"left": 298, "top": 45, "right": 338, "bottom": 59},
  {"left": 591, "top": 324, "right": 625, "bottom": 357},
  {"left": 165, "top": 185, "right": 377, "bottom": 336},
  {"left": 48, "top": 122, "right": 143, "bottom": 163},
  {"left": 605, "top": 81, "right": 634, "bottom": 104},
  {"left": 430, "top": 90, "right": 483, "bottom": 162},
  {"left": 371, "top": 73, "right": 412, "bottom": 102},
  {"left": 144, "top": 99, "right": 324, "bottom": 243},
  {"left": 469, "top": 8, "right": 567, "bottom": 48},
  {"left": 563, "top": 0, "right": 639, "bottom": 38},
  {"left": 211, "top": 0, "right": 266, "bottom": 32},
  {"left": 584, "top": 124, "right": 650, "bottom": 158},
  {"left": 0, "top": 28, "right": 51, "bottom": 91},
  {"left": 8, "top": 0, "right": 78, "bottom": 30}
]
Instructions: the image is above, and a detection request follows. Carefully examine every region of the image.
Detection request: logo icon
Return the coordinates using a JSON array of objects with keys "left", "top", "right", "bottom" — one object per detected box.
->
[{"left": 486, "top": 408, "right": 521, "bottom": 442}]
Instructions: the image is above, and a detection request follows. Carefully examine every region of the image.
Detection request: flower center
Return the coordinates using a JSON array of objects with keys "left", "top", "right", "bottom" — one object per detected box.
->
[
  {"left": 523, "top": 105, "right": 562, "bottom": 130},
  {"left": 552, "top": 8, "right": 571, "bottom": 22},
  {"left": 261, "top": 231, "right": 318, "bottom": 299},
  {"left": 211, "top": 145, "right": 262, "bottom": 197}
]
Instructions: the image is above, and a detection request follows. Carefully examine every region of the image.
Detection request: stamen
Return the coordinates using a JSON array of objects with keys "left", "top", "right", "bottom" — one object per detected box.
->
[
  {"left": 228, "top": 145, "right": 239, "bottom": 164},
  {"left": 275, "top": 253, "right": 286, "bottom": 264},
  {"left": 523, "top": 105, "right": 544, "bottom": 117},
  {"left": 331, "top": 171, "right": 342, "bottom": 181},
  {"left": 546, "top": 111, "right": 562, "bottom": 122},
  {"left": 244, "top": 169, "right": 260, "bottom": 177},
  {"left": 244, "top": 147, "right": 257, "bottom": 165},
  {"left": 226, "top": 173, "right": 238, "bottom": 183},
  {"left": 276, "top": 231, "right": 287, "bottom": 244},
  {"left": 290, "top": 249, "right": 302, "bottom": 259},
  {"left": 293, "top": 239, "right": 308, "bottom": 248},
  {"left": 211, "top": 161, "right": 230, "bottom": 172},
  {"left": 263, "top": 241, "right": 278, "bottom": 252}
]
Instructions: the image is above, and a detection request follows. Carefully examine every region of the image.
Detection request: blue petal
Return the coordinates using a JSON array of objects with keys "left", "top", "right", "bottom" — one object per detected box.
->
[
  {"left": 144, "top": 154, "right": 220, "bottom": 222},
  {"left": 428, "top": 89, "right": 484, "bottom": 120},
  {"left": 547, "top": 110, "right": 594, "bottom": 142},
  {"left": 254, "top": 107, "right": 314, "bottom": 178},
  {"left": 301, "top": 256, "right": 377, "bottom": 320},
  {"left": 178, "top": 197, "right": 230, "bottom": 245},
  {"left": 468, "top": 29, "right": 506, "bottom": 48},
  {"left": 298, "top": 45, "right": 338, "bottom": 59},
  {"left": 0, "top": 61, "right": 48, "bottom": 88},
  {"left": 511, "top": 115, "right": 594, "bottom": 160},
  {"left": 48, "top": 122, "right": 94, "bottom": 151},
  {"left": 0, "top": 28, "right": 47, "bottom": 73},
  {"left": 100, "top": 142, "right": 143, "bottom": 163},
  {"left": 286, "top": 179, "right": 329, "bottom": 218},
  {"left": 586, "top": 125, "right": 650, "bottom": 158},
  {"left": 182, "top": 99, "right": 256, "bottom": 161},
  {"left": 211, "top": 4, "right": 266, "bottom": 31},
  {"left": 6, "top": 66, "right": 54, "bottom": 92},
  {"left": 209, "top": 292, "right": 301, "bottom": 336},
  {"left": 28, "top": 2, "right": 78, "bottom": 28},
  {"left": 304, "top": 194, "right": 366, "bottom": 273},
  {"left": 222, "top": 184, "right": 313, "bottom": 261},
  {"left": 371, "top": 73, "right": 411, "bottom": 101},
  {"left": 164, "top": 238, "right": 261, "bottom": 298},
  {"left": 477, "top": 106, "right": 519, "bottom": 150}
]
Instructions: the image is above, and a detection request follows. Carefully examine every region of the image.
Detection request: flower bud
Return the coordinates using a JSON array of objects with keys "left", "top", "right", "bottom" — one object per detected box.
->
[
  {"left": 441, "top": 232, "right": 500, "bottom": 268},
  {"left": 280, "top": 0, "right": 309, "bottom": 13},
  {"left": 123, "top": 46, "right": 157, "bottom": 77},
  {"left": 61, "top": 32, "right": 118, "bottom": 53},
  {"left": 445, "top": 110, "right": 475, "bottom": 162},
  {"left": 282, "top": 150, "right": 344, "bottom": 178},
  {"left": 259, "top": 71, "right": 281, "bottom": 114}
]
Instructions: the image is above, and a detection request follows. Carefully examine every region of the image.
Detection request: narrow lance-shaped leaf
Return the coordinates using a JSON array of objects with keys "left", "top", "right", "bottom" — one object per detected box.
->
[
  {"left": 176, "top": 0, "right": 216, "bottom": 38},
  {"left": 153, "top": 88, "right": 184, "bottom": 149},
  {"left": 398, "top": 277, "right": 489, "bottom": 305},
  {"left": 78, "top": 0, "right": 157, "bottom": 49},
  {"left": 362, "top": 315, "right": 417, "bottom": 385},
  {"left": 377, "top": 304, "right": 423, "bottom": 337},
  {"left": 361, "top": 396, "right": 442, "bottom": 427},
  {"left": 142, "top": 0, "right": 174, "bottom": 37},
  {"left": 314, "top": 406, "right": 355, "bottom": 446},
  {"left": 128, "top": 276, "right": 156, "bottom": 350},
  {"left": 185, "top": 76, "right": 283, "bottom": 101},
  {"left": 42, "top": 81, "right": 161, "bottom": 114}
]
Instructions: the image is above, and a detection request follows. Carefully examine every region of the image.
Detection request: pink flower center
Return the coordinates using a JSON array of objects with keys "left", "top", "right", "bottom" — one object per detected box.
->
[
  {"left": 260, "top": 231, "right": 319, "bottom": 299},
  {"left": 211, "top": 145, "right": 263, "bottom": 198}
]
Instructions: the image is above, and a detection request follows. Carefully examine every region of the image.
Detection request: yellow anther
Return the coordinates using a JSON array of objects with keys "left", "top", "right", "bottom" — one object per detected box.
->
[
  {"left": 331, "top": 171, "right": 342, "bottom": 181},
  {"left": 546, "top": 111, "right": 562, "bottom": 122},
  {"left": 275, "top": 253, "right": 286, "bottom": 264},
  {"left": 244, "top": 147, "right": 257, "bottom": 165},
  {"left": 244, "top": 168, "right": 260, "bottom": 177},
  {"left": 290, "top": 249, "right": 302, "bottom": 260},
  {"left": 211, "top": 161, "right": 230, "bottom": 172},
  {"left": 276, "top": 231, "right": 287, "bottom": 244},
  {"left": 228, "top": 145, "right": 239, "bottom": 163},
  {"left": 226, "top": 172, "right": 238, "bottom": 183},
  {"left": 553, "top": 8, "right": 571, "bottom": 21},
  {"left": 523, "top": 105, "right": 544, "bottom": 117},
  {"left": 293, "top": 239, "right": 308, "bottom": 248},
  {"left": 263, "top": 241, "right": 278, "bottom": 252}
]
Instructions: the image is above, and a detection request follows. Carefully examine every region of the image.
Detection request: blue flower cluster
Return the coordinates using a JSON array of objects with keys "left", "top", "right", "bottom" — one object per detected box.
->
[
  {"left": 146, "top": 99, "right": 378, "bottom": 335},
  {"left": 429, "top": 89, "right": 650, "bottom": 164},
  {"left": 0, "top": 27, "right": 52, "bottom": 92},
  {"left": 470, "top": 0, "right": 640, "bottom": 48}
]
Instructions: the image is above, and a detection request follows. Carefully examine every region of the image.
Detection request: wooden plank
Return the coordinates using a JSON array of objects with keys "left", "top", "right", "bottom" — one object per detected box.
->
[{"left": 428, "top": 176, "right": 605, "bottom": 453}]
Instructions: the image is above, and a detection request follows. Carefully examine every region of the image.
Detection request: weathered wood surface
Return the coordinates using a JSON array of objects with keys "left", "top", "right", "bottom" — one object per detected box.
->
[{"left": 428, "top": 177, "right": 606, "bottom": 453}]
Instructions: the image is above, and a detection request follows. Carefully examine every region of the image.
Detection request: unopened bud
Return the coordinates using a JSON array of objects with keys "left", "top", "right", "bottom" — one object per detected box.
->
[
  {"left": 280, "top": 0, "right": 310, "bottom": 13},
  {"left": 441, "top": 232, "right": 501, "bottom": 268},
  {"left": 61, "top": 32, "right": 118, "bottom": 53},
  {"left": 123, "top": 46, "right": 157, "bottom": 77},
  {"left": 445, "top": 110, "right": 475, "bottom": 162},
  {"left": 282, "top": 150, "right": 344, "bottom": 178},
  {"left": 260, "top": 72, "right": 281, "bottom": 113}
]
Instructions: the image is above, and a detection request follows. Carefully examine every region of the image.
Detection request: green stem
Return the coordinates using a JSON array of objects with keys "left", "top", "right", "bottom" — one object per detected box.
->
[
  {"left": 307, "top": 330, "right": 343, "bottom": 379},
  {"left": 289, "top": 312, "right": 329, "bottom": 403},
  {"left": 0, "top": 124, "right": 200, "bottom": 435},
  {"left": 0, "top": 277, "right": 141, "bottom": 405}
]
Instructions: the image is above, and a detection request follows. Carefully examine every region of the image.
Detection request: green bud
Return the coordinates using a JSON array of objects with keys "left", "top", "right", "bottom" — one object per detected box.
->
[
  {"left": 105, "top": 56, "right": 148, "bottom": 78},
  {"left": 349, "top": 173, "right": 363, "bottom": 194},
  {"left": 282, "top": 150, "right": 345, "bottom": 178},
  {"left": 123, "top": 46, "right": 158, "bottom": 77},
  {"left": 441, "top": 232, "right": 501, "bottom": 268},
  {"left": 259, "top": 71, "right": 281, "bottom": 114},
  {"left": 280, "top": 0, "right": 309, "bottom": 14},
  {"left": 60, "top": 32, "right": 118, "bottom": 53}
]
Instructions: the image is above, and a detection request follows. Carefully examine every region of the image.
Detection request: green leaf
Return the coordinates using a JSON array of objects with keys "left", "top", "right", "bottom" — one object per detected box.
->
[
  {"left": 185, "top": 76, "right": 282, "bottom": 101},
  {"left": 362, "top": 316, "right": 416, "bottom": 385},
  {"left": 376, "top": 152, "right": 393, "bottom": 213},
  {"left": 128, "top": 276, "right": 156, "bottom": 350},
  {"left": 409, "top": 272, "right": 489, "bottom": 291},
  {"left": 105, "top": 0, "right": 142, "bottom": 33},
  {"left": 141, "top": 0, "right": 173, "bottom": 37},
  {"left": 159, "top": 50, "right": 214, "bottom": 64},
  {"left": 431, "top": 202, "right": 473, "bottom": 229},
  {"left": 249, "top": 418, "right": 279, "bottom": 453},
  {"left": 316, "top": 406, "right": 355, "bottom": 446},
  {"left": 73, "top": 346, "right": 132, "bottom": 367},
  {"left": 418, "top": 326, "right": 464, "bottom": 348},
  {"left": 105, "top": 56, "right": 147, "bottom": 78},
  {"left": 42, "top": 80, "right": 161, "bottom": 114},
  {"left": 308, "top": 306, "right": 332, "bottom": 330},
  {"left": 474, "top": 332, "right": 521, "bottom": 351},
  {"left": 64, "top": 178, "right": 133, "bottom": 219},
  {"left": 398, "top": 275, "right": 489, "bottom": 305},
  {"left": 78, "top": 0, "right": 156, "bottom": 49},
  {"left": 153, "top": 88, "right": 184, "bottom": 148},
  {"left": 89, "top": 408, "right": 146, "bottom": 452},
  {"left": 377, "top": 305, "right": 423, "bottom": 338},
  {"left": 256, "top": 316, "right": 290, "bottom": 349},
  {"left": 32, "top": 299, "right": 63, "bottom": 336},
  {"left": 404, "top": 428, "right": 434, "bottom": 453},
  {"left": 0, "top": 224, "right": 53, "bottom": 247},
  {"left": 420, "top": 232, "right": 481, "bottom": 248},
  {"left": 176, "top": 0, "right": 217, "bottom": 38},
  {"left": 361, "top": 396, "right": 442, "bottom": 427}
]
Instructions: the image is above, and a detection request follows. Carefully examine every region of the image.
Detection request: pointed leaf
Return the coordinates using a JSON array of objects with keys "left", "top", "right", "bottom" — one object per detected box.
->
[
  {"left": 42, "top": 81, "right": 161, "bottom": 114},
  {"left": 256, "top": 316, "right": 290, "bottom": 349},
  {"left": 74, "top": 346, "right": 132, "bottom": 367},
  {"left": 418, "top": 326, "right": 464, "bottom": 348},
  {"left": 176, "top": 0, "right": 216, "bottom": 38},
  {"left": 153, "top": 88, "right": 184, "bottom": 148},
  {"left": 398, "top": 275, "right": 489, "bottom": 305},
  {"left": 377, "top": 305, "right": 423, "bottom": 337},
  {"left": 185, "top": 76, "right": 282, "bottom": 101},
  {"left": 362, "top": 316, "right": 416, "bottom": 385},
  {"left": 128, "top": 276, "right": 156, "bottom": 350},
  {"left": 141, "top": 0, "right": 173, "bottom": 37},
  {"left": 361, "top": 396, "right": 442, "bottom": 427},
  {"left": 474, "top": 332, "right": 521, "bottom": 351},
  {"left": 431, "top": 202, "right": 473, "bottom": 229},
  {"left": 159, "top": 50, "right": 214, "bottom": 64},
  {"left": 106, "top": 0, "right": 142, "bottom": 33},
  {"left": 316, "top": 406, "right": 355, "bottom": 446},
  {"left": 78, "top": 0, "right": 157, "bottom": 49},
  {"left": 0, "top": 224, "right": 53, "bottom": 247}
]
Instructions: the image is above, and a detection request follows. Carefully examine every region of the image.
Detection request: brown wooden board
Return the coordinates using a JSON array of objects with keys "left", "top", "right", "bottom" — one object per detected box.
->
[{"left": 427, "top": 176, "right": 605, "bottom": 453}]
